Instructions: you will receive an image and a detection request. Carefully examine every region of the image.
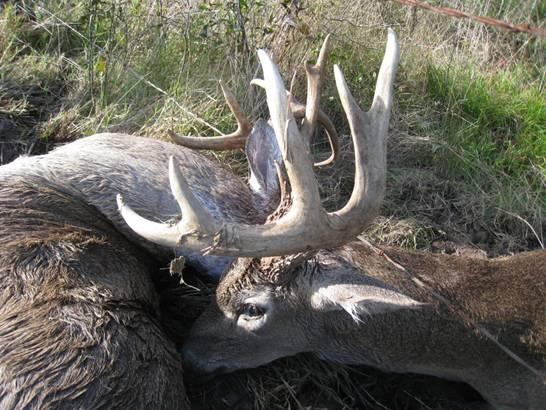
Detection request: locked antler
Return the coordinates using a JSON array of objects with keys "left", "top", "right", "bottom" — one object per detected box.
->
[
  {"left": 168, "top": 81, "right": 252, "bottom": 150},
  {"left": 118, "top": 30, "right": 399, "bottom": 257}
]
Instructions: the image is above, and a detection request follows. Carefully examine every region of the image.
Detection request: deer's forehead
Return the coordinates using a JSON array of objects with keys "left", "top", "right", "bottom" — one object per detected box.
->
[
  {"left": 217, "top": 258, "right": 261, "bottom": 303},
  {"left": 213, "top": 251, "right": 331, "bottom": 318},
  {"left": 216, "top": 256, "right": 294, "bottom": 302}
]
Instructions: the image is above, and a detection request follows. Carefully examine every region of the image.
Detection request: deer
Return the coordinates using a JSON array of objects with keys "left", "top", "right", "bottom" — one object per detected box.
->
[
  {"left": 0, "top": 99, "right": 336, "bottom": 410},
  {"left": 118, "top": 30, "right": 546, "bottom": 409},
  {"left": 0, "top": 32, "right": 340, "bottom": 405}
]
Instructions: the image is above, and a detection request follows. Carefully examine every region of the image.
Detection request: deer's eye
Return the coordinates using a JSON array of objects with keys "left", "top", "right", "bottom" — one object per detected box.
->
[{"left": 240, "top": 304, "right": 264, "bottom": 318}]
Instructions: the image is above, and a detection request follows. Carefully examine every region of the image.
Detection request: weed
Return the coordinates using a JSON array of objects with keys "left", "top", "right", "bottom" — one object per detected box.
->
[{"left": 426, "top": 64, "right": 545, "bottom": 183}]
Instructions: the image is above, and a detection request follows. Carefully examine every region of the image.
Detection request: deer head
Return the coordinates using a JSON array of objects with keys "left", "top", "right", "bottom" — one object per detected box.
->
[{"left": 117, "top": 28, "right": 401, "bottom": 370}]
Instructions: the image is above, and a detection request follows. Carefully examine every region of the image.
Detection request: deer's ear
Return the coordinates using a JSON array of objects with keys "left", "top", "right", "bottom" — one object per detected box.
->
[
  {"left": 311, "top": 283, "right": 423, "bottom": 321},
  {"left": 245, "top": 119, "right": 282, "bottom": 199}
]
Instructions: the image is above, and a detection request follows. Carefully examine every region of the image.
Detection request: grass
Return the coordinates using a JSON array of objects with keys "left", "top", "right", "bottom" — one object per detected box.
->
[
  {"left": 377, "top": 61, "right": 546, "bottom": 252},
  {"left": 1, "top": 0, "right": 545, "bottom": 408},
  {"left": 426, "top": 64, "right": 545, "bottom": 181}
]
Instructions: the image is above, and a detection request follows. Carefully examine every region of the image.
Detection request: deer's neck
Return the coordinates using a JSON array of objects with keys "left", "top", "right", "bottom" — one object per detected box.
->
[
  {"left": 326, "top": 242, "right": 546, "bottom": 382},
  {"left": 318, "top": 303, "right": 485, "bottom": 381}
]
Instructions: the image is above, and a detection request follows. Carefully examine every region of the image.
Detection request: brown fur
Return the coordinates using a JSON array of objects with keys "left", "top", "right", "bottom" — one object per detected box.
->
[
  {"left": 340, "top": 242, "right": 546, "bottom": 356},
  {"left": 0, "top": 177, "right": 188, "bottom": 408}
]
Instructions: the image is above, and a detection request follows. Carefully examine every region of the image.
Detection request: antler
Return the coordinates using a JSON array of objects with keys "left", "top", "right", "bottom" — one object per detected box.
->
[
  {"left": 118, "top": 29, "right": 399, "bottom": 257},
  {"left": 288, "top": 98, "right": 339, "bottom": 167},
  {"left": 250, "top": 79, "right": 340, "bottom": 167},
  {"left": 167, "top": 81, "right": 252, "bottom": 150},
  {"left": 300, "top": 34, "right": 331, "bottom": 146},
  {"left": 169, "top": 36, "right": 339, "bottom": 166},
  {"left": 301, "top": 34, "right": 339, "bottom": 167}
]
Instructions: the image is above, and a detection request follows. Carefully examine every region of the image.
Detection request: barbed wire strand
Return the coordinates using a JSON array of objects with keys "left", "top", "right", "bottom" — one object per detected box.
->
[{"left": 393, "top": 0, "right": 546, "bottom": 37}]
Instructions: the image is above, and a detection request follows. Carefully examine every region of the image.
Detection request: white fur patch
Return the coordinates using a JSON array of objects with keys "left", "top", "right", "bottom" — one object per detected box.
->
[{"left": 312, "top": 283, "right": 423, "bottom": 323}]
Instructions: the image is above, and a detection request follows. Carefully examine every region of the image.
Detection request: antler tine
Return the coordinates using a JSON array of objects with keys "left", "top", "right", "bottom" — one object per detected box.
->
[
  {"left": 168, "top": 81, "right": 252, "bottom": 150},
  {"left": 370, "top": 28, "right": 400, "bottom": 133},
  {"left": 168, "top": 157, "right": 219, "bottom": 235},
  {"left": 289, "top": 100, "right": 339, "bottom": 167},
  {"left": 117, "top": 157, "right": 219, "bottom": 249},
  {"left": 330, "top": 28, "right": 400, "bottom": 230},
  {"left": 256, "top": 50, "right": 323, "bottom": 214},
  {"left": 252, "top": 78, "right": 340, "bottom": 167},
  {"left": 117, "top": 194, "right": 179, "bottom": 247},
  {"left": 300, "top": 34, "right": 331, "bottom": 146}
]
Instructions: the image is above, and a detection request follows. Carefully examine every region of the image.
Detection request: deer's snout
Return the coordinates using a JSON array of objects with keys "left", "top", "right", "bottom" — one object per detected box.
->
[{"left": 181, "top": 341, "right": 227, "bottom": 377}]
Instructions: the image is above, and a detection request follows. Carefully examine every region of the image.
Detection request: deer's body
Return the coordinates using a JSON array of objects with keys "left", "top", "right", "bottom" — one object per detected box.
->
[
  {"left": 0, "top": 177, "right": 186, "bottom": 408},
  {"left": 0, "top": 133, "right": 268, "bottom": 407}
]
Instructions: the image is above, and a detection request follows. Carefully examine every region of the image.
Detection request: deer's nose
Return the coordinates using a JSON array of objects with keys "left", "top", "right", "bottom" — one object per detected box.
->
[{"left": 181, "top": 343, "right": 227, "bottom": 378}]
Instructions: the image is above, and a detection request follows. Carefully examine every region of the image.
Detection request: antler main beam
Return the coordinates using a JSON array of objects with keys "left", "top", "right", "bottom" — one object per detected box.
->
[{"left": 118, "top": 29, "right": 400, "bottom": 257}]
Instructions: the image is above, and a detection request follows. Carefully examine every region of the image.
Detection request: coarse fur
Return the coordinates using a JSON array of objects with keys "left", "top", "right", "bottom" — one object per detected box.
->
[
  {"left": 0, "top": 131, "right": 278, "bottom": 408},
  {"left": 0, "top": 179, "right": 186, "bottom": 408}
]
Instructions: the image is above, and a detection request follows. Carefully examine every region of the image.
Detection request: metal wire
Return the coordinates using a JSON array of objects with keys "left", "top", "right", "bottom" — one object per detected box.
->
[{"left": 394, "top": 0, "right": 546, "bottom": 37}]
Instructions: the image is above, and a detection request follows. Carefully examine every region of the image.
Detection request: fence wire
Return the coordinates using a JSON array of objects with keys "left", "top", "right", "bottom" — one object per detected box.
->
[{"left": 394, "top": 0, "right": 546, "bottom": 37}]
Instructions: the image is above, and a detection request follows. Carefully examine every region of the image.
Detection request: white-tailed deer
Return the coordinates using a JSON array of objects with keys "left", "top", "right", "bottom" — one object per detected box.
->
[
  {"left": 120, "top": 30, "right": 546, "bottom": 409},
  {"left": 0, "top": 33, "right": 341, "bottom": 405}
]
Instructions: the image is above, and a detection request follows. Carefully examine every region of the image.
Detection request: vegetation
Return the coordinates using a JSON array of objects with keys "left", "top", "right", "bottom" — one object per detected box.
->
[{"left": 1, "top": 0, "right": 544, "bottom": 408}]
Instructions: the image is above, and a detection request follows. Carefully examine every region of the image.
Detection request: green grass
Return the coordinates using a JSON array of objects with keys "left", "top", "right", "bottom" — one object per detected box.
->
[
  {"left": 426, "top": 64, "right": 545, "bottom": 183},
  {"left": 414, "top": 63, "right": 545, "bottom": 246}
]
